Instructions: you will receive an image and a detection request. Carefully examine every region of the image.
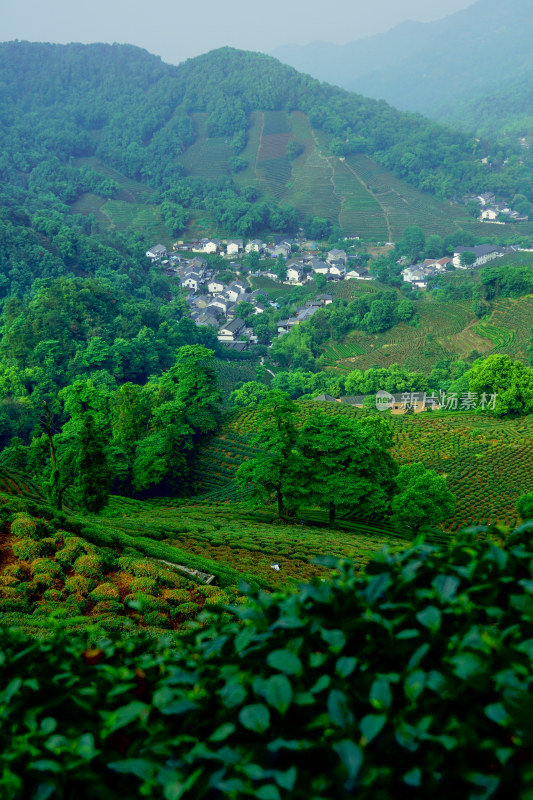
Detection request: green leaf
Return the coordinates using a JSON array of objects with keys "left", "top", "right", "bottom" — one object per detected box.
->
[
  {"left": 416, "top": 606, "right": 441, "bottom": 632},
  {"left": 365, "top": 572, "right": 391, "bottom": 605},
  {"left": 76, "top": 733, "right": 97, "bottom": 761},
  {"left": 320, "top": 628, "right": 346, "bottom": 653},
  {"left": 485, "top": 703, "right": 508, "bottom": 725},
  {"left": 336, "top": 657, "right": 357, "bottom": 678},
  {"left": 407, "top": 643, "right": 430, "bottom": 670},
  {"left": 468, "top": 773, "right": 499, "bottom": 799},
  {"left": 327, "top": 689, "right": 354, "bottom": 729},
  {"left": 234, "top": 626, "right": 257, "bottom": 653},
  {"left": 34, "top": 785, "right": 55, "bottom": 800},
  {"left": 29, "top": 760, "right": 62, "bottom": 773},
  {"left": 272, "top": 767, "right": 297, "bottom": 791},
  {"left": 403, "top": 768, "right": 422, "bottom": 787},
  {"left": 40, "top": 717, "right": 57, "bottom": 734},
  {"left": 239, "top": 704, "right": 270, "bottom": 733},
  {"left": 256, "top": 786, "right": 281, "bottom": 800},
  {"left": 108, "top": 759, "right": 155, "bottom": 781},
  {"left": 220, "top": 679, "right": 247, "bottom": 708},
  {"left": 333, "top": 740, "right": 362, "bottom": 790},
  {"left": 2, "top": 677, "right": 22, "bottom": 704},
  {"left": 404, "top": 669, "right": 426, "bottom": 701},
  {"left": 310, "top": 674, "right": 330, "bottom": 694},
  {"left": 451, "top": 653, "right": 486, "bottom": 681},
  {"left": 267, "top": 649, "right": 302, "bottom": 676},
  {"left": 369, "top": 678, "right": 392, "bottom": 710},
  {"left": 209, "top": 723, "right": 236, "bottom": 742},
  {"left": 396, "top": 629, "right": 420, "bottom": 639},
  {"left": 360, "top": 714, "right": 387, "bottom": 743},
  {"left": 265, "top": 674, "right": 292, "bottom": 714},
  {"left": 102, "top": 701, "right": 151, "bottom": 735},
  {"left": 433, "top": 574, "right": 459, "bottom": 602}
]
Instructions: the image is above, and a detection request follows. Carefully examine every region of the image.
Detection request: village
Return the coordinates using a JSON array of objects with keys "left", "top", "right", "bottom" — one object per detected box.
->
[{"left": 145, "top": 236, "right": 372, "bottom": 348}]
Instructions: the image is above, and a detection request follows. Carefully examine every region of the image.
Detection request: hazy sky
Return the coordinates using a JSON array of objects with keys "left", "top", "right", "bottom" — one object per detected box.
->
[{"left": 3, "top": 0, "right": 477, "bottom": 63}]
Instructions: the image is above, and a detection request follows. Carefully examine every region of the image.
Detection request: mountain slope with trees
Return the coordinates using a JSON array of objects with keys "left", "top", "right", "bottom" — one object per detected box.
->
[{"left": 2, "top": 38, "right": 533, "bottom": 241}]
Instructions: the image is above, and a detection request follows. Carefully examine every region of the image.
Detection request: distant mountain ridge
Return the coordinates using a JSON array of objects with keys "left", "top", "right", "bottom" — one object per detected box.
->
[{"left": 271, "top": 0, "right": 533, "bottom": 123}]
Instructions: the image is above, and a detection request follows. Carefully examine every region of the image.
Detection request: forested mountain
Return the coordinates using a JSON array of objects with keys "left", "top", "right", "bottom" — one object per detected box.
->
[
  {"left": 272, "top": 0, "right": 533, "bottom": 135},
  {"left": 2, "top": 40, "right": 533, "bottom": 215}
]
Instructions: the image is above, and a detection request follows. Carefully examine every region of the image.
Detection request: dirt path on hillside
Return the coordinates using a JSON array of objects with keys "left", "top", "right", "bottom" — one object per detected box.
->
[{"left": 339, "top": 156, "right": 393, "bottom": 241}]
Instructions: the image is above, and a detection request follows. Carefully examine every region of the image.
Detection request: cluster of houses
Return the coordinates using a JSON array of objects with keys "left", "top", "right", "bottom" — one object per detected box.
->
[
  {"left": 172, "top": 237, "right": 293, "bottom": 259},
  {"left": 144, "top": 238, "right": 376, "bottom": 348},
  {"left": 401, "top": 245, "right": 519, "bottom": 289},
  {"left": 472, "top": 192, "right": 529, "bottom": 223}
]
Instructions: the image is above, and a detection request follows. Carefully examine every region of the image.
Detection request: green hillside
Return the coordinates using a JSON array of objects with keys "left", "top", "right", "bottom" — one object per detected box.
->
[
  {"left": 2, "top": 40, "right": 532, "bottom": 243},
  {"left": 320, "top": 295, "right": 533, "bottom": 375}
]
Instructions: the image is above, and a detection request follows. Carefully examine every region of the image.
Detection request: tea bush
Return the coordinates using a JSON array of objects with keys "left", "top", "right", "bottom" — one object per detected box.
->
[
  {"left": 74, "top": 555, "right": 105, "bottom": 580},
  {"left": 90, "top": 583, "right": 120, "bottom": 603},
  {"left": 5, "top": 526, "right": 533, "bottom": 798}
]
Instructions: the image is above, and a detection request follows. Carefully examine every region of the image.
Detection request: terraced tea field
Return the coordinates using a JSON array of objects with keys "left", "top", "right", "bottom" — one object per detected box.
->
[
  {"left": 321, "top": 296, "right": 533, "bottom": 373},
  {"left": 213, "top": 358, "right": 265, "bottom": 404},
  {"left": 100, "top": 199, "right": 168, "bottom": 241},
  {"left": 193, "top": 404, "right": 533, "bottom": 534},
  {"left": 179, "top": 114, "right": 233, "bottom": 179},
  {"left": 345, "top": 154, "right": 485, "bottom": 239},
  {"left": 95, "top": 502, "right": 408, "bottom": 588}
]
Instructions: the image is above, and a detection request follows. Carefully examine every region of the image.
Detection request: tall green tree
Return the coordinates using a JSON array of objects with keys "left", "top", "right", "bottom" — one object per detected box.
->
[
  {"left": 467, "top": 354, "right": 533, "bottom": 416},
  {"left": 391, "top": 462, "right": 455, "bottom": 533},
  {"left": 78, "top": 413, "right": 111, "bottom": 513},
  {"left": 236, "top": 391, "right": 304, "bottom": 517},
  {"left": 299, "top": 411, "right": 398, "bottom": 526}
]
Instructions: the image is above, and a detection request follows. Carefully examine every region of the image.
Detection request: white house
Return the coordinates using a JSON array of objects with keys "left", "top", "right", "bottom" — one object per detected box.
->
[
  {"left": 218, "top": 318, "right": 246, "bottom": 342},
  {"left": 245, "top": 239, "right": 266, "bottom": 254},
  {"left": 194, "top": 312, "right": 219, "bottom": 329},
  {"left": 208, "top": 280, "right": 225, "bottom": 294},
  {"left": 329, "top": 263, "right": 346, "bottom": 278},
  {"left": 190, "top": 257, "right": 208, "bottom": 274},
  {"left": 225, "top": 281, "right": 247, "bottom": 303},
  {"left": 310, "top": 259, "right": 329, "bottom": 275},
  {"left": 146, "top": 244, "right": 167, "bottom": 261},
  {"left": 453, "top": 245, "right": 505, "bottom": 269},
  {"left": 480, "top": 208, "right": 499, "bottom": 221},
  {"left": 181, "top": 273, "right": 201, "bottom": 292},
  {"left": 204, "top": 239, "right": 221, "bottom": 254},
  {"left": 210, "top": 295, "right": 232, "bottom": 314},
  {"left": 269, "top": 242, "right": 291, "bottom": 259},
  {"left": 401, "top": 266, "right": 429, "bottom": 283},
  {"left": 327, "top": 249, "right": 347, "bottom": 264},
  {"left": 287, "top": 266, "right": 304, "bottom": 282},
  {"left": 227, "top": 239, "right": 244, "bottom": 255}
]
